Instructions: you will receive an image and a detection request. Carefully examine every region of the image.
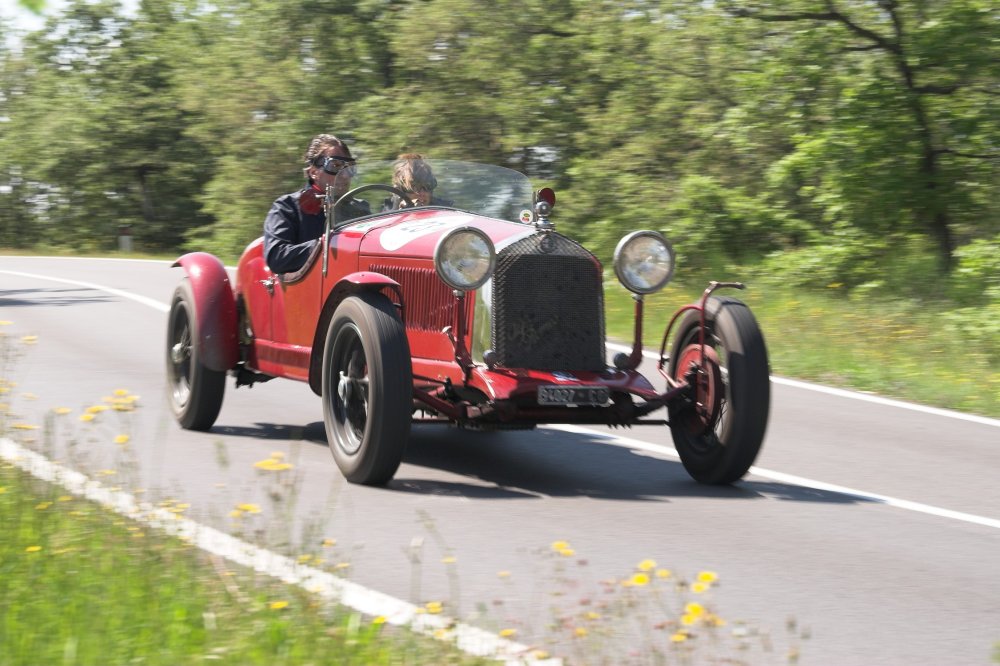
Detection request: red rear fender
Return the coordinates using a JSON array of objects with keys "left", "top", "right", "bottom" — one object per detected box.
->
[{"left": 172, "top": 252, "right": 240, "bottom": 372}]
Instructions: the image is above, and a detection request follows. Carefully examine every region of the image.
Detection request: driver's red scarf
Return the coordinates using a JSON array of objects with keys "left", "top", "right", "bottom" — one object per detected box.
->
[{"left": 298, "top": 184, "right": 324, "bottom": 216}]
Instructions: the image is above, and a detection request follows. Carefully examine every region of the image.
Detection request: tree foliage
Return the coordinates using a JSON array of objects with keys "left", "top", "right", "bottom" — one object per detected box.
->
[{"left": 1, "top": 0, "right": 997, "bottom": 293}]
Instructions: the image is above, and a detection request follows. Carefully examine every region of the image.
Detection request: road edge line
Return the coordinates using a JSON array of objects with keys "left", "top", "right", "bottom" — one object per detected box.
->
[{"left": 0, "top": 437, "right": 559, "bottom": 666}]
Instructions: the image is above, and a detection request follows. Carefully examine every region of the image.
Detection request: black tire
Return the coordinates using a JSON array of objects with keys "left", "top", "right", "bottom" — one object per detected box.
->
[
  {"left": 166, "top": 280, "right": 226, "bottom": 431},
  {"left": 668, "top": 296, "right": 770, "bottom": 484},
  {"left": 322, "top": 292, "right": 412, "bottom": 485}
]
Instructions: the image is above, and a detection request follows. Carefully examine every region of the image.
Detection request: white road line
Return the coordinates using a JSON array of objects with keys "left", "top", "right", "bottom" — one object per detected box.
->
[
  {"left": 605, "top": 342, "right": 1000, "bottom": 428},
  {"left": 0, "top": 269, "right": 170, "bottom": 313},
  {"left": 0, "top": 438, "right": 554, "bottom": 666},
  {"left": 551, "top": 424, "right": 1000, "bottom": 530}
]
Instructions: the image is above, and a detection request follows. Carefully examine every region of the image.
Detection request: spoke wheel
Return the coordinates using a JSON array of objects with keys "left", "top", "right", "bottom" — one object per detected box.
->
[
  {"left": 322, "top": 292, "right": 412, "bottom": 485},
  {"left": 166, "top": 280, "right": 226, "bottom": 430},
  {"left": 668, "top": 296, "right": 769, "bottom": 484}
]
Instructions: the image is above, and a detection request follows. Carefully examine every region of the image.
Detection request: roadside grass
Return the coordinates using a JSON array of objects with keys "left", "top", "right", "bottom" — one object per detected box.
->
[
  {"left": 604, "top": 278, "right": 1000, "bottom": 419},
  {"left": 0, "top": 462, "right": 483, "bottom": 666}
]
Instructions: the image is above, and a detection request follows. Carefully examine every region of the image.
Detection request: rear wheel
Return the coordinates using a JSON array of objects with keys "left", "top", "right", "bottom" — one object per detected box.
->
[
  {"left": 166, "top": 280, "right": 226, "bottom": 430},
  {"left": 668, "top": 296, "right": 769, "bottom": 484},
  {"left": 322, "top": 292, "right": 412, "bottom": 485}
]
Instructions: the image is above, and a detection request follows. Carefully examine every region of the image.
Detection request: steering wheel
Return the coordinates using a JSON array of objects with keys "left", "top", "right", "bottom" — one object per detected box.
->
[{"left": 333, "top": 184, "right": 414, "bottom": 228}]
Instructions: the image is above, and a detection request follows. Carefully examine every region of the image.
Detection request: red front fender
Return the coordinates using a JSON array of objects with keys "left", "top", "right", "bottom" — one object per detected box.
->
[{"left": 172, "top": 252, "right": 240, "bottom": 372}]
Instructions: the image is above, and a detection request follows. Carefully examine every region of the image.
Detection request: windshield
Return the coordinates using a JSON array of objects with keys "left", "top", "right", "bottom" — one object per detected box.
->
[{"left": 340, "top": 159, "right": 536, "bottom": 224}]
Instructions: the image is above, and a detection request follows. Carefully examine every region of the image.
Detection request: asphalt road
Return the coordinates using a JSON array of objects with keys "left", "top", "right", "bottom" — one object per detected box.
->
[{"left": 2, "top": 256, "right": 998, "bottom": 665}]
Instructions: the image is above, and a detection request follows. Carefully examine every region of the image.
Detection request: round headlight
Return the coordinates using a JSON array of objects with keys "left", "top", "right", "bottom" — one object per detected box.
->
[
  {"left": 434, "top": 227, "right": 496, "bottom": 291},
  {"left": 613, "top": 230, "right": 676, "bottom": 294}
]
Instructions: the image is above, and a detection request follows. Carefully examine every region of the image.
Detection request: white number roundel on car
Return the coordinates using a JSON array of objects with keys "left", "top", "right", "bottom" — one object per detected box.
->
[{"left": 379, "top": 216, "right": 469, "bottom": 252}]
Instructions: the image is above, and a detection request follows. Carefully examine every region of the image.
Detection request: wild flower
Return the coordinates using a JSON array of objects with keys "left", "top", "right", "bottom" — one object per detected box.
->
[
  {"left": 253, "top": 457, "right": 293, "bottom": 471},
  {"left": 637, "top": 558, "right": 656, "bottom": 571},
  {"left": 499, "top": 628, "right": 516, "bottom": 637},
  {"left": 269, "top": 601, "right": 289, "bottom": 610},
  {"left": 114, "top": 434, "right": 130, "bottom": 444}
]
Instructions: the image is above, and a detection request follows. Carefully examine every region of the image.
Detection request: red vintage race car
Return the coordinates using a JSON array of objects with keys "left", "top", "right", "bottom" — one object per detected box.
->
[{"left": 167, "top": 160, "right": 769, "bottom": 486}]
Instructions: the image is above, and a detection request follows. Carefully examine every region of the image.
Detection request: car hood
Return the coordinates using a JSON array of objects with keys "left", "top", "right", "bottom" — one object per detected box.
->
[{"left": 352, "top": 209, "right": 539, "bottom": 260}]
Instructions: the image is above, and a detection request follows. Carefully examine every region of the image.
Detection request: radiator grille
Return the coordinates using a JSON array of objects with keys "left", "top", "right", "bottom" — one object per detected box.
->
[{"left": 492, "top": 233, "right": 605, "bottom": 371}]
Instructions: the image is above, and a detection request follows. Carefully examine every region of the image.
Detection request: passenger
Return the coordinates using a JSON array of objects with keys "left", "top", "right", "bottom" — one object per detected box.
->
[
  {"left": 263, "top": 133, "right": 370, "bottom": 274},
  {"left": 383, "top": 153, "right": 452, "bottom": 210}
]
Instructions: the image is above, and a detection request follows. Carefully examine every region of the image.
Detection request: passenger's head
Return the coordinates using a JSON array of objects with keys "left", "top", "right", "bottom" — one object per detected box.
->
[
  {"left": 303, "top": 134, "right": 355, "bottom": 197},
  {"left": 392, "top": 153, "right": 437, "bottom": 206}
]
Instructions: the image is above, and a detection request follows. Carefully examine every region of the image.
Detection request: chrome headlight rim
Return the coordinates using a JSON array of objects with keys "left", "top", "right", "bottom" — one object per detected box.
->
[
  {"left": 434, "top": 226, "right": 496, "bottom": 292},
  {"left": 613, "top": 230, "right": 676, "bottom": 295}
]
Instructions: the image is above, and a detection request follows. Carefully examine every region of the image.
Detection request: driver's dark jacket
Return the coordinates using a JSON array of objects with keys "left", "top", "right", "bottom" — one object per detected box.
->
[{"left": 263, "top": 187, "right": 370, "bottom": 274}]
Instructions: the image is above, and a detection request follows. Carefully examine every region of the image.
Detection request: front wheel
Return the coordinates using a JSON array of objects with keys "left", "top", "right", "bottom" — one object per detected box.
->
[
  {"left": 166, "top": 280, "right": 226, "bottom": 430},
  {"left": 668, "top": 296, "right": 770, "bottom": 484},
  {"left": 322, "top": 292, "right": 412, "bottom": 485}
]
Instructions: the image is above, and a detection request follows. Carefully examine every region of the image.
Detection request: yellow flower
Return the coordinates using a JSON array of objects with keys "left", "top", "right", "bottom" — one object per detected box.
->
[
  {"left": 559, "top": 547, "right": 575, "bottom": 557},
  {"left": 441, "top": 556, "right": 457, "bottom": 564},
  {"left": 113, "top": 389, "right": 130, "bottom": 396},
  {"left": 86, "top": 405, "right": 109, "bottom": 414},
  {"left": 298, "top": 554, "right": 313, "bottom": 564},
  {"left": 21, "top": 335, "right": 38, "bottom": 344},
  {"left": 670, "top": 632, "right": 688, "bottom": 643},
  {"left": 550, "top": 540, "right": 570, "bottom": 552},
  {"left": 269, "top": 601, "right": 289, "bottom": 610},
  {"left": 499, "top": 628, "right": 517, "bottom": 638},
  {"left": 254, "top": 458, "right": 293, "bottom": 471},
  {"left": 425, "top": 601, "right": 443, "bottom": 614},
  {"left": 574, "top": 627, "right": 588, "bottom": 638},
  {"left": 12, "top": 423, "right": 39, "bottom": 430},
  {"left": 684, "top": 602, "right": 705, "bottom": 617},
  {"left": 322, "top": 538, "right": 336, "bottom": 547},
  {"left": 35, "top": 501, "right": 52, "bottom": 510},
  {"left": 637, "top": 558, "right": 656, "bottom": 571},
  {"left": 79, "top": 414, "right": 95, "bottom": 422},
  {"left": 630, "top": 573, "right": 650, "bottom": 586},
  {"left": 697, "top": 570, "right": 718, "bottom": 584},
  {"left": 114, "top": 434, "right": 130, "bottom": 445},
  {"left": 53, "top": 407, "right": 72, "bottom": 415},
  {"left": 58, "top": 496, "right": 72, "bottom": 502},
  {"left": 691, "top": 582, "right": 709, "bottom": 594},
  {"left": 25, "top": 546, "right": 42, "bottom": 553},
  {"left": 532, "top": 651, "right": 549, "bottom": 660},
  {"left": 681, "top": 614, "right": 697, "bottom": 626},
  {"left": 372, "top": 616, "right": 387, "bottom": 625},
  {"left": 334, "top": 562, "right": 350, "bottom": 570},
  {"left": 497, "top": 570, "right": 511, "bottom": 578},
  {"left": 229, "top": 510, "right": 242, "bottom": 518},
  {"left": 236, "top": 503, "right": 261, "bottom": 514},
  {"left": 656, "top": 568, "right": 672, "bottom": 579}
]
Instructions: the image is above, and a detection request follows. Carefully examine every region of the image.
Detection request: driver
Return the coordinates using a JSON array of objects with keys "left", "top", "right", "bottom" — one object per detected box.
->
[{"left": 263, "top": 133, "right": 370, "bottom": 274}]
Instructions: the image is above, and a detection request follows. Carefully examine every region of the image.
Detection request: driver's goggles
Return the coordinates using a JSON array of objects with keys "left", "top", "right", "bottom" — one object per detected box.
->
[{"left": 315, "top": 155, "right": 357, "bottom": 177}]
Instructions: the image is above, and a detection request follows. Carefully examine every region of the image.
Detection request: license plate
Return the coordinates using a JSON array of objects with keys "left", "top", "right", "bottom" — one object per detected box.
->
[{"left": 537, "top": 385, "right": 609, "bottom": 406}]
